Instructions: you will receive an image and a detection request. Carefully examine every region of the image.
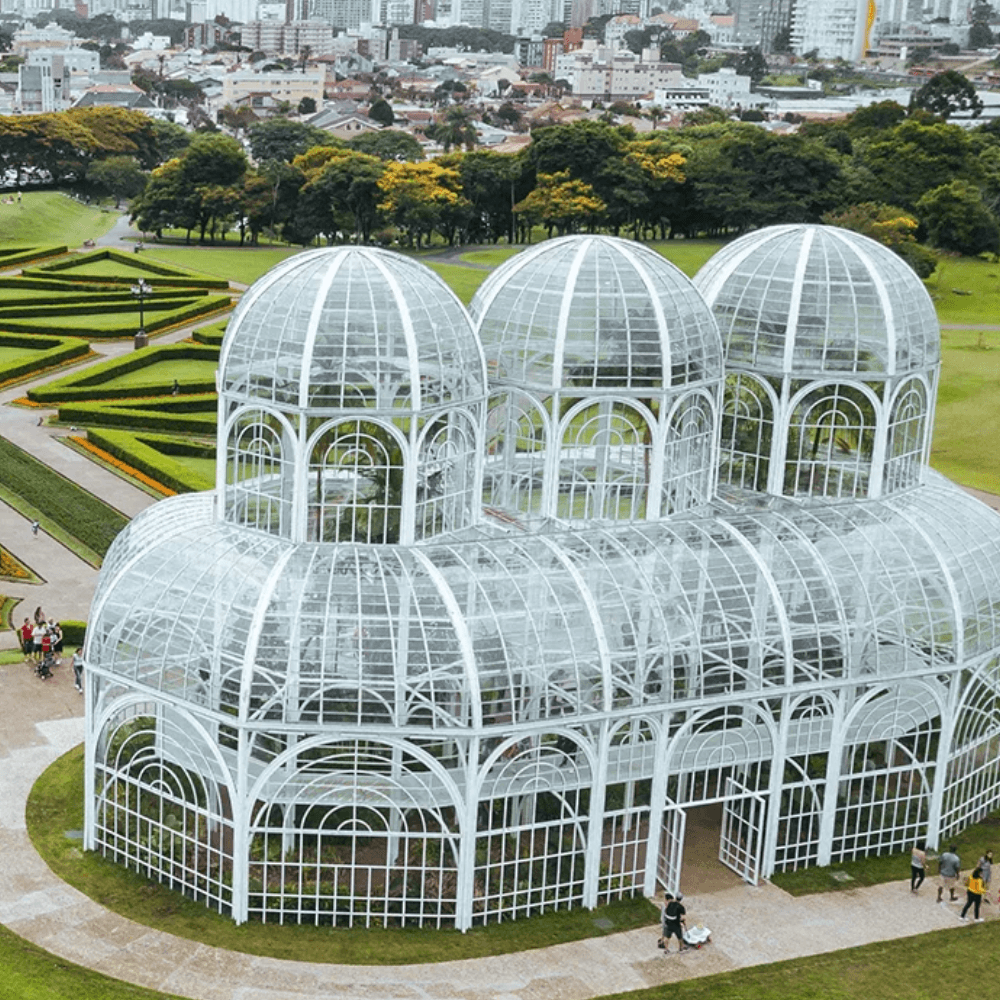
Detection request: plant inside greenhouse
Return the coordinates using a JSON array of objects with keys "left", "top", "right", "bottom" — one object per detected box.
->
[{"left": 83, "top": 227, "right": 1000, "bottom": 930}]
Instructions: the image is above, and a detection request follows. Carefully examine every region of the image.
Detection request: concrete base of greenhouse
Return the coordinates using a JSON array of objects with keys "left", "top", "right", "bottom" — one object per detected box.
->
[{"left": 0, "top": 677, "right": 991, "bottom": 1000}]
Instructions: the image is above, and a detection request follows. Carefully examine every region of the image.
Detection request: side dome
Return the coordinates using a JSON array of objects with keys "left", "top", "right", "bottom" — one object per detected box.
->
[
  {"left": 218, "top": 248, "right": 487, "bottom": 544},
  {"left": 470, "top": 235, "right": 722, "bottom": 392},
  {"left": 693, "top": 224, "right": 940, "bottom": 377},
  {"left": 694, "top": 226, "right": 941, "bottom": 503},
  {"left": 219, "top": 246, "right": 485, "bottom": 411}
]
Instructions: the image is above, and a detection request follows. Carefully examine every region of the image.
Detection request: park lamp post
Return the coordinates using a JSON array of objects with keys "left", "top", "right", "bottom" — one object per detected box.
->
[{"left": 131, "top": 279, "right": 152, "bottom": 350}]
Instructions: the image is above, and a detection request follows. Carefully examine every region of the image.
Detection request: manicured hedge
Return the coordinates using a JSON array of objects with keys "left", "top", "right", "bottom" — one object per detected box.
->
[
  {"left": 59, "top": 619, "right": 86, "bottom": 646},
  {"left": 0, "top": 435, "right": 128, "bottom": 559},
  {"left": 0, "top": 334, "right": 90, "bottom": 384},
  {"left": 2, "top": 294, "right": 231, "bottom": 339},
  {"left": 25, "top": 249, "right": 229, "bottom": 289},
  {"left": 0, "top": 246, "right": 67, "bottom": 268},
  {"left": 86, "top": 428, "right": 215, "bottom": 493},
  {"left": 59, "top": 400, "right": 217, "bottom": 434},
  {"left": 0, "top": 291, "right": 207, "bottom": 320},
  {"left": 29, "top": 343, "right": 220, "bottom": 403},
  {"left": 192, "top": 318, "right": 228, "bottom": 346}
]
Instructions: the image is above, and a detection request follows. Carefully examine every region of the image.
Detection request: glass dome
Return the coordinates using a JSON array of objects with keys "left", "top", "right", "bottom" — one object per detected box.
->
[
  {"left": 471, "top": 235, "right": 723, "bottom": 392},
  {"left": 219, "top": 247, "right": 486, "bottom": 412},
  {"left": 693, "top": 225, "right": 940, "bottom": 377}
]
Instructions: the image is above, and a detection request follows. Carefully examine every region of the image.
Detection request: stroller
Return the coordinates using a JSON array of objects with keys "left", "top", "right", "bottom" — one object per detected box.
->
[
  {"left": 683, "top": 924, "right": 712, "bottom": 949},
  {"left": 35, "top": 650, "right": 55, "bottom": 680}
]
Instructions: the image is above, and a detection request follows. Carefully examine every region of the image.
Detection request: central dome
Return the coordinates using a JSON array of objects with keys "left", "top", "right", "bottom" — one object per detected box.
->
[
  {"left": 471, "top": 235, "right": 722, "bottom": 392},
  {"left": 220, "top": 247, "right": 485, "bottom": 412}
]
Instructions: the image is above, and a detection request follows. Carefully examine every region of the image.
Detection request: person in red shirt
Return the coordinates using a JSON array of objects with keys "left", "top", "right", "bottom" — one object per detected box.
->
[{"left": 20, "top": 618, "right": 33, "bottom": 658}]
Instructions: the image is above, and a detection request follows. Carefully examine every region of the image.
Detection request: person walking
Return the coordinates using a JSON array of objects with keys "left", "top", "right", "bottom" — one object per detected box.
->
[
  {"left": 978, "top": 850, "right": 993, "bottom": 896},
  {"left": 31, "top": 621, "right": 46, "bottom": 662},
  {"left": 960, "top": 866, "right": 985, "bottom": 922},
  {"left": 937, "top": 845, "right": 961, "bottom": 904},
  {"left": 911, "top": 844, "right": 928, "bottom": 892},
  {"left": 30, "top": 520, "right": 40, "bottom": 536},
  {"left": 72, "top": 648, "right": 84, "bottom": 694}
]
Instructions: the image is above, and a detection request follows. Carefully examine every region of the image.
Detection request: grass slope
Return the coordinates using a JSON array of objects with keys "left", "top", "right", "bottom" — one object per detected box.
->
[
  {"left": 0, "top": 192, "right": 117, "bottom": 249},
  {"left": 139, "top": 247, "right": 300, "bottom": 286},
  {"left": 931, "top": 328, "right": 1000, "bottom": 491}
]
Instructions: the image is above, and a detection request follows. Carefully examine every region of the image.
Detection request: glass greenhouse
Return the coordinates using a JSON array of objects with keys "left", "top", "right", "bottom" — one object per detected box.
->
[{"left": 83, "top": 231, "right": 1000, "bottom": 929}]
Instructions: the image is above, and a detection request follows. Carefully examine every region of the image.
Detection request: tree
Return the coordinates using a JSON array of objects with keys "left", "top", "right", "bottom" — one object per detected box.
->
[
  {"left": 247, "top": 118, "right": 332, "bottom": 163},
  {"left": 823, "top": 202, "right": 938, "bottom": 277},
  {"left": 347, "top": 130, "right": 424, "bottom": 162},
  {"left": 908, "top": 70, "right": 983, "bottom": 120},
  {"left": 86, "top": 156, "right": 147, "bottom": 207},
  {"left": 435, "top": 105, "right": 478, "bottom": 152},
  {"left": 298, "top": 96, "right": 317, "bottom": 115},
  {"left": 368, "top": 98, "right": 394, "bottom": 126},
  {"left": 860, "top": 119, "right": 980, "bottom": 210},
  {"left": 843, "top": 100, "right": 906, "bottom": 135},
  {"left": 150, "top": 119, "right": 191, "bottom": 163},
  {"left": 735, "top": 46, "right": 769, "bottom": 86},
  {"left": 451, "top": 149, "right": 527, "bottom": 243},
  {"left": 969, "top": 21, "right": 994, "bottom": 47},
  {"left": 181, "top": 133, "right": 248, "bottom": 189},
  {"left": 772, "top": 25, "right": 792, "bottom": 53},
  {"left": 295, "top": 149, "right": 385, "bottom": 244},
  {"left": 514, "top": 169, "right": 606, "bottom": 238},
  {"left": 377, "top": 160, "right": 470, "bottom": 247},
  {"left": 130, "top": 158, "right": 200, "bottom": 238},
  {"left": 916, "top": 180, "right": 1000, "bottom": 256}
]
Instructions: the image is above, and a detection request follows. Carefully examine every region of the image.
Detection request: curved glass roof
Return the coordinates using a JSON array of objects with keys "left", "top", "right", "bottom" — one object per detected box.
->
[
  {"left": 470, "top": 235, "right": 723, "bottom": 392},
  {"left": 219, "top": 247, "right": 486, "bottom": 412},
  {"left": 693, "top": 225, "right": 940, "bottom": 377},
  {"left": 88, "top": 478, "right": 1000, "bottom": 730}
]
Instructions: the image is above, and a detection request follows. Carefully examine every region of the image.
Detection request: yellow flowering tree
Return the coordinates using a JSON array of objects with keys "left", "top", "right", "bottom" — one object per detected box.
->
[
  {"left": 513, "top": 170, "right": 607, "bottom": 239},
  {"left": 377, "top": 161, "right": 470, "bottom": 247}
]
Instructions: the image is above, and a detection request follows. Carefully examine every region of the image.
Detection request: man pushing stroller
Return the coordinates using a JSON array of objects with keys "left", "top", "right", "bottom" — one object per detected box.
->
[
  {"left": 658, "top": 892, "right": 689, "bottom": 952},
  {"left": 657, "top": 892, "right": 711, "bottom": 953}
]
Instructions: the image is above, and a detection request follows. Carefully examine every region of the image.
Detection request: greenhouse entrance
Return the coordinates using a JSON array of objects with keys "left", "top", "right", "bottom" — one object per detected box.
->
[{"left": 657, "top": 789, "right": 767, "bottom": 895}]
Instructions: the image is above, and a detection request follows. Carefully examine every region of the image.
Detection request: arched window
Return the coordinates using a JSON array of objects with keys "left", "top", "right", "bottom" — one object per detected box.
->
[
  {"left": 307, "top": 420, "right": 405, "bottom": 544},
  {"left": 415, "top": 411, "right": 479, "bottom": 540},
  {"left": 785, "top": 384, "right": 877, "bottom": 500},
  {"left": 483, "top": 390, "right": 548, "bottom": 516},
  {"left": 720, "top": 373, "right": 773, "bottom": 493},
  {"left": 225, "top": 409, "right": 293, "bottom": 536},
  {"left": 662, "top": 393, "right": 714, "bottom": 515},
  {"left": 883, "top": 379, "right": 928, "bottom": 494},
  {"left": 558, "top": 399, "right": 652, "bottom": 520}
]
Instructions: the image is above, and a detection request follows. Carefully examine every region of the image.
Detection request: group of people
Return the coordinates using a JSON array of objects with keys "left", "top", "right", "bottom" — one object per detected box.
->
[
  {"left": 911, "top": 842, "right": 995, "bottom": 922},
  {"left": 18, "top": 607, "right": 83, "bottom": 691}
]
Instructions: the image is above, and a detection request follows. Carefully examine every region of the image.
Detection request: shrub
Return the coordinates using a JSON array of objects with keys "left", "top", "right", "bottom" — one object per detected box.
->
[
  {"left": 59, "top": 401, "right": 217, "bottom": 433},
  {"left": 0, "top": 436, "right": 128, "bottom": 558},
  {"left": 86, "top": 428, "right": 215, "bottom": 493},
  {"left": 0, "top": 246, "right": 67, "bottom": 267},
  {"left": 59, "top": 620, "right": 87, "bottom": 646}
]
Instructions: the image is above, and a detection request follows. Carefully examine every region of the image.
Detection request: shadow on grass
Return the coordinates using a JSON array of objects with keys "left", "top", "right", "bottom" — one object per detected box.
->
[{"left": 27, "top": 745, "right": 658, "bottom": 966}]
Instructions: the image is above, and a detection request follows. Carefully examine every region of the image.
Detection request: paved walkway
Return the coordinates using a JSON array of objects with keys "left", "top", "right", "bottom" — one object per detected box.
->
[{"left": 1, "top": 245, "right": 1000, "bottom": 998}]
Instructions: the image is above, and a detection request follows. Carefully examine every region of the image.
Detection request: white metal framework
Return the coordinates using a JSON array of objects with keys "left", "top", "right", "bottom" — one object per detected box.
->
[{"left": 84, "top": 232, "right": 1000, "bottom": 930}]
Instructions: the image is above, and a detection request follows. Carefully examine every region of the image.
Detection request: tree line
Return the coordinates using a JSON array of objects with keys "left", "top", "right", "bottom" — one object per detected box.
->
[{"left": 3, "top": 86, "right": 1000, "bottom": 262}]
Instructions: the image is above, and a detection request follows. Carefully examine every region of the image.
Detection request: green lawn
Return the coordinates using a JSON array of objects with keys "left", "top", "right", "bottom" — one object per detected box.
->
[
  {"left": 100, "top": 359, "right": 219, "bottom": 389},
  {"left": 0, "top": 192, "right": 117, "bottom": 248},
  {"left": 0, "top": 925, "right": 192, "bottom": 1000},
  {"left": 931, "top": 328, "right": 1000, "bottom": 491},
  {"left": 427, "top": 262, "right": 490, "bottom": 304},
  {"left": 924, "top": 257, "right": 1000, "bottom": 326},
  {"left": 139, "top": 247, "right": 300, "bottom": 285},
  {"left": 0, "top": 345, "right": 35, "bottom": 363}
]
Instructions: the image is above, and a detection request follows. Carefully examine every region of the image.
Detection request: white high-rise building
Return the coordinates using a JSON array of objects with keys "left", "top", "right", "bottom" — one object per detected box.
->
[{"left": 790, "top": 0, "right": 870, "bottom": 61}]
